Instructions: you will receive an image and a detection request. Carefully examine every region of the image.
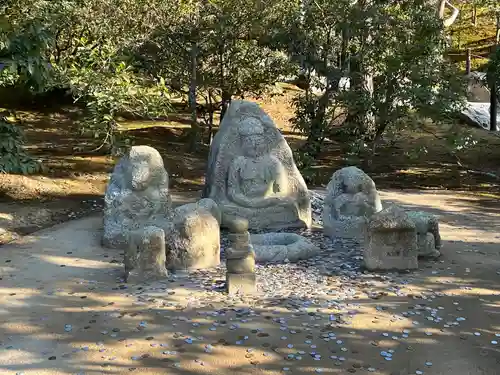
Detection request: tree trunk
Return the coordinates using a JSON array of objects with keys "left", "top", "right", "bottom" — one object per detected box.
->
[
  {"left": 472, "top": 3, "right": 477, "bottom": 27},
  {"left": 220, "top": 91, "right": 231, "bottom": 122},
  {"left": 496, "top": 11, "right": 500, "bottom": 44},
  {"left": 205, "top": 91, "right": 215, "bottom": 145},
  {"left": 437, "top": 0, "right": 459, "bottom": 28},
  {"left": 490, "top": 78, "right": 497, "bottom": 132},
  {"left": 492, "top": 15, "right": 500, "bottom": 132},
  {"left": 345, "top": 53, "right": 375, "bottom": 141},
  {"left": 465, "top": 48, "right": 471, "bottom": 75},
  {"left": 340, "top": 24, "right": 350, "bottom": 72},
  {"left": 218, "top": 45, "right": 232, "bottom": 122},
  {"left": 188, "top": 43, "right": 200, "bottom": 150}
]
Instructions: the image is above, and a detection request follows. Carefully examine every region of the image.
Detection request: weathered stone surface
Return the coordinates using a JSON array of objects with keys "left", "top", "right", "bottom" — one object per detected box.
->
[
  {"left": 226, "top": 250, "right": 256, "bottom": 274},
  {"left": 164, "top": 201, "right": 220, "bottom": 271},
  {"left": 466, "top": 72, "right": 491, "bottom": 103},
  {"left": 225, "top": 216, "right": 256, "bottom": 293},
  {"left": 102, "top": 145, "right": 171, "bottom": 249},
  {"left": 323, "top": 166, "right": 382, "bottom": 239},
  {"left": 250, "top": 232, "right": 320, "bottom": 263},
  {"left": 364, "top": 206, "right": 418, "bottom": 271},
  {"left": 227, "top": 217, "right": 249, "bottom": 234},
  {"left": 173, "top": 198, "right": 221, "bottom": 225},
  {"left": 125, "top": 226, "right": 168, "bottom": 283},
  {"left": 226, "top": 272, "right": 257, "bottom": 295},
  {"left": 406, "top": 210, "right": 441, "bottom": 258},
  {"left": 460, "top": 102, "right": 499, "bottom": 131},
  {"left": 202, "top": 100, "right": 311, "bottom": 230}
]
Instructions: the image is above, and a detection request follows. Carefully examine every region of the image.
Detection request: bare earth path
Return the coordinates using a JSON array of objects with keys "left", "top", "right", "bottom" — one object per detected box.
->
[{"left": 0, "top": 190, "right": 499, "bottom": 375}]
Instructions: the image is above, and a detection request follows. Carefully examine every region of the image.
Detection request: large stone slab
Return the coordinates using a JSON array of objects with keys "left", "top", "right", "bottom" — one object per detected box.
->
[
  {"left": 202, "top": 100, "right": 311, "bottom": 230},
  {"left": 250, "top": 232, "right": 320, "bottom": 263},
  {"left": 460, "top": 102, "right": 499, "bottom": 131}
]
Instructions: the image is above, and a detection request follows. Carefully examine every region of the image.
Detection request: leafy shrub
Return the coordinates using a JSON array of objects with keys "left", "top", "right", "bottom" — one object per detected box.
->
[{"left": 0, "top": 117, "right": 41, "bottom": 174}]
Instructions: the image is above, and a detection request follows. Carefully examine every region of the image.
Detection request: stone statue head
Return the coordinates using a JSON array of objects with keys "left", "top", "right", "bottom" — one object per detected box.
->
[
  {"left": 126, "top": 146, "right": 168, "bottom": 191},
  {"left": 238, "top": 117, "right": 267, "bottom": 158}
]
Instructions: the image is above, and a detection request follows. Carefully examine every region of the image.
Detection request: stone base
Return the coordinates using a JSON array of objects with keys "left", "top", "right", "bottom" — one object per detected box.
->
[
  {"left": 250, "top": 233, "right": 320, "bottom": 263},
  {"left": 226, "top": 272, "right": 256, "bottom": 295},
  {"left": 221, "top": 203, "right": 311, "bottom": 231},
  {"left": 324, "top": 218, "right": 367, "bottom": 240},
  {"left": 126, "top": 269, "right": 168, "bottom": 284}
]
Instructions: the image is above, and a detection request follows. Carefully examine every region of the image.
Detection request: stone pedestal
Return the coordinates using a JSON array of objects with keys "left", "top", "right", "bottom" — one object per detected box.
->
[
  {"left": 226, "top": 272, "right": 257, "bottom": 294},
  {"left": 125, "top": 226, "right": 168, "bottom": 283},
  {"left": 364, "top": 206, "right": 418, "bottom": 271},
  {"left": 225, "top": 218, "right": 256, "bottom": 295}
]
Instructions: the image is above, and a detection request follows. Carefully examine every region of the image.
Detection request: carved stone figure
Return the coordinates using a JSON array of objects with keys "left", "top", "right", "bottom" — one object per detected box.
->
[
  {"left": 202, "top": 100, "right": 311, "bottom": 230},
  {"left": 406, "top": 211, "right": 441, "bottom": 259},
  {"left": 125, "top": 226, "right": 168, "bottom": 283},
  {"left": 102, "top": 146, "right": 171, "bottom": 249},
  {"left": 364, "top": 206, "right": 418, "bottom": 271},
  {"left": 323, "top": 166, "right": 382, "bottom": 239},
  {"left": 164, "top": 199, "right": 220, "bottom": 271}
]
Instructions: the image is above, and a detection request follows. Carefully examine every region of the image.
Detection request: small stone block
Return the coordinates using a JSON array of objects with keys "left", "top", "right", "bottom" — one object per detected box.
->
[
  {"left": 227, "top": 217, "right": 249, "bottom": 233},
  {"left": 227, "top": 232, "right": 250, "bottom": 248},
  {"left": 226, "top": 251, "right": 255, "bottom": 273},
  {"left": 226, "top": 272, "right": 256, "bottom": 295},
  {"left": 226, "top": 245, "right": 253, "bottom": 259}
]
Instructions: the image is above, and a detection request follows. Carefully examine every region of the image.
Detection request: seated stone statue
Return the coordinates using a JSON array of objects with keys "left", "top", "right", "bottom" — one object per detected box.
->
[
  {"left": 323, "top": 166, "right": 382, "bottom": 239},
  {"left": 103, "top": 145, "right": 172, "bottom": 249},
  {"left": 406, "top": 210, "right": 442, "bottom": 259},
  {"left": 202, "top": 100, "right": 311, "bottom": 230}
]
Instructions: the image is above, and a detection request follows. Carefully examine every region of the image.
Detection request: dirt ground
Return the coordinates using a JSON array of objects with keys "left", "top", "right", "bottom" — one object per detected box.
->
[{"left": 0, "top": 190, "right": 499, "bottom": 375}]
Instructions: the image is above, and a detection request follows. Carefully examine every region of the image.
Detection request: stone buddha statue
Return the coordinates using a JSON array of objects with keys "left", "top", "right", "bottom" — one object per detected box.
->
[
  {"left": 203, "top": 100, "right": 311, "bottom": 230},
  {"left": 323, "top": 166, "right": 382, "bottom": 239}
]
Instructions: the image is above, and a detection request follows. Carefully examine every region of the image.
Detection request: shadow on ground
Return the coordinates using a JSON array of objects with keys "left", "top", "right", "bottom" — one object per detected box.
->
[
  {"left": 0, "top": 239, "right": 499, "bottom": 375},
  {"left": 0, "top": 190, "right": 499, "bottom": 374}
]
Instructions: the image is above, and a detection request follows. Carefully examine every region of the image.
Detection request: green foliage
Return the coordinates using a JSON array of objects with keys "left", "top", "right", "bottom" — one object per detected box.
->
[
  {"left": 0, "top": 116, "right": 41, "bottom": 174},
  {"left": 1, "top": 0, "right": 295, "bottom": 154},
  {"left": 284, "top": 0, "right": 467, "bottom": 171},
  {"left": 0, "top": 1, "right": 54, "bottom": 91},
  {"left": 134, "top": 0, "right": 296, "bottom": 125},
  {"left": 0, "top": 0, "right": 485, "bottom": 172}
]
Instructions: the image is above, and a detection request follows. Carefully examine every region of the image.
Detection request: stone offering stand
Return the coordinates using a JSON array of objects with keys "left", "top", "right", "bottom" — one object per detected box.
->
[{"left": 101, "top": 100, "right": 443, "bottom": 293}]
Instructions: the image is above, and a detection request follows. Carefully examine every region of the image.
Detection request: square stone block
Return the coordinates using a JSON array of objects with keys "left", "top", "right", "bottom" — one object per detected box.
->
[
  {"left": 226, "top": 246, "right": 252, "bottom": 260},
  {"left": 364, "top": 229, "right": 418, "bottom": 271},
  {"left": 226, "top": 272, "right": 256, "bottom": 295},
  {"left": 227, "top": 232, "right": 250, "bottom": 250},
  {"left": 226, "top": 251, "right": 255, "bottom": 273}
]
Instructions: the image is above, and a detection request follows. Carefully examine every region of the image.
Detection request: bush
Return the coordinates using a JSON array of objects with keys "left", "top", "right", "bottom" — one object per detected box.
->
[{"left": 0, "top": 116, "right": 41, "bottom": 174}]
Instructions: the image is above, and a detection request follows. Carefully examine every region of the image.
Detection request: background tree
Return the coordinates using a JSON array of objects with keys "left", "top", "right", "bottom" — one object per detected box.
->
[{"left": 284, "top": 0, "right": 466, "bottom": 175}]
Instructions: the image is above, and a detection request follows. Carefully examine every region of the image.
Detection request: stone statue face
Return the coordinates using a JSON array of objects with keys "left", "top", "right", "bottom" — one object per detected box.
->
[
  {"left": 128, "top": 160, "right": 152, "bottom": 191},
  {"left": 239, "top": 117, "right": 267, "bottom": 158}
]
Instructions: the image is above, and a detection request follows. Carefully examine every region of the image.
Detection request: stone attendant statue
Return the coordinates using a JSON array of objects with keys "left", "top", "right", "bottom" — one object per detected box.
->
[
  {"left": 323, "top": 166, "right": 382, "bottom": 239},
  {"left": 202, "top": 100, "right": 311, "bottom": 230},
  {"left": 102, "top": 145, "right": 172, "bottom": 249}
]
